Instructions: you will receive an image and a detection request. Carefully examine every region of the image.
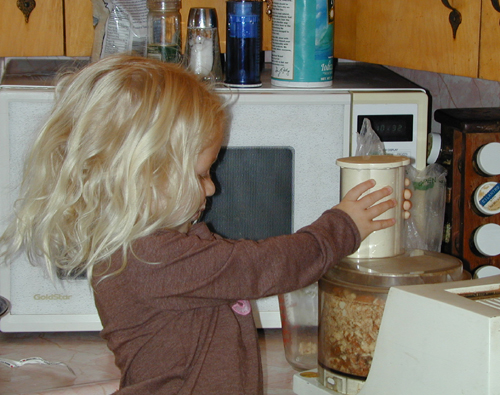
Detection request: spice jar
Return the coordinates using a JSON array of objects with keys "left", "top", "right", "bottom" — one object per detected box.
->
[
  {"left": 147, "top": 0, "right": 182, "bottom": 63},
  {"left": 184, "top": 8, "right": 223, "bottom": 82}
]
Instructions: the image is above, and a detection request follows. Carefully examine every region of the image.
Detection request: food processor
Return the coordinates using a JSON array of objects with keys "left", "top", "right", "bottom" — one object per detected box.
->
[{"left": 282, "top": 155, "right": 470, "bottom": 395}]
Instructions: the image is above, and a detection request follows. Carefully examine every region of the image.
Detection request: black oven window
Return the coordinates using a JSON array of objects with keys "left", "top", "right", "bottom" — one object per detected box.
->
[{"left": 202, "top": 147, "right": 293, "bottom": 240}]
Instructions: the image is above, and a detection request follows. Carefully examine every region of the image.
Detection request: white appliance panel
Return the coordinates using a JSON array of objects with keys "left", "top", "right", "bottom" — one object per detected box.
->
[{"left": 0, "top": 76, "right": 427, "bottom": 332}]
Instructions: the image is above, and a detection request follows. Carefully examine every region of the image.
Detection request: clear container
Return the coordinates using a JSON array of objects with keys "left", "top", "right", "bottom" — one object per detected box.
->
[
  {"left": 279, "top": 283, "right": 318, "bottom": 371},
  {"left": 318, "top": 249, "right": 469, "bottom": 379},
  {"left": 184, "top": 8, "right": 223, "bottom": 82},
  {"left": 147, "top": 0, "right": 182, "bottom": 63}
]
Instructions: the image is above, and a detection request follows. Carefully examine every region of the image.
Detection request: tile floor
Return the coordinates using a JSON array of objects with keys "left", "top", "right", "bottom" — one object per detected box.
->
[{"left": 0, "top": 329, "right": 297, "bottom": 394}]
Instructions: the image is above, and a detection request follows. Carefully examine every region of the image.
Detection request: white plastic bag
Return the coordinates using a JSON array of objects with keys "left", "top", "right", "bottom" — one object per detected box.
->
[
  {"left": 405, "top": 163, "right": 447, "bottom": 252},
  {"left": 355, "top": 118, "right": 386, "bottom": 156}
]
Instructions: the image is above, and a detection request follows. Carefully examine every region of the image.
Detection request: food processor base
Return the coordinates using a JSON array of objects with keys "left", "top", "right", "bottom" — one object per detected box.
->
[{"left": 293, "top": 369, "right": 365, "bottom": 395}]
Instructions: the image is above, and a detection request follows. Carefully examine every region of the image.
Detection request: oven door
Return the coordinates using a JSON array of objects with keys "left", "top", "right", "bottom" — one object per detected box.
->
[
  {"left": 0, "top": 87, "right": 351, "bottom": 332},
  {"left": 0, "top": 87, "right": 102, "bottom": 332}
]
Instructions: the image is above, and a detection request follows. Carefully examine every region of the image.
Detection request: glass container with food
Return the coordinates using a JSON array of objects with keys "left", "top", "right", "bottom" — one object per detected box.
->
[{"left": 318, "top": 249, "right": 470, "bottom": 382}]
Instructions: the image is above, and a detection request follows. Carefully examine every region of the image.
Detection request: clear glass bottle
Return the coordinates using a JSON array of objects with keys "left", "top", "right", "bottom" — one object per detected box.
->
[{"left": 147, "top": 0, "right": 182, "bottom": 63}]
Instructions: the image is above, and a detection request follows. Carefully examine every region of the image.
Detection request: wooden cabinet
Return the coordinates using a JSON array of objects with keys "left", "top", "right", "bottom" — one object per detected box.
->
[
  {"left": 334, "top": 0, "right": 500, "bottom": 81},
  {"left": 0, "top": 0, "right": 93, "bottom": 57},
  {"left": 0, "top": 0, "right": 270, "bottom": 58},
  {"left": 479, "top": 1, "right": 500, "bottom": 80}
]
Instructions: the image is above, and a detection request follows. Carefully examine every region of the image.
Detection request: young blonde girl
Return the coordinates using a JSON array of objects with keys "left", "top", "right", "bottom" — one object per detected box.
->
[{"left": 1, "top": 55, "right": 406, "bottom": 394}]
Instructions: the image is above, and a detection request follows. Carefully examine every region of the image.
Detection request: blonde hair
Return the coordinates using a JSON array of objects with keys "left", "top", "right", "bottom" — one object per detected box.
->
[{"left": 0, "top": 55, "right": 227, "bottom": 279}]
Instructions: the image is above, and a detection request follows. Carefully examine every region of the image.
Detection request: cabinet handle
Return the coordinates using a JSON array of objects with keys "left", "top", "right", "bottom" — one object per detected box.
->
[
  {"left": 441, "top": 0, "right": 462, "bottom": 39},
  {"left": 491, "top": 0, "right": 500, "bottom": 13},
  {"left": 16, "top": 0, "right": 36, "bottom": 23}
]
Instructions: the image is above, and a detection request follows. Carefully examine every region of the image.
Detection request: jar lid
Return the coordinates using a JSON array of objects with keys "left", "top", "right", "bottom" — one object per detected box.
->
[
  {"left": 322, "top": 249, "right": 467, "bottom": 290},
  {"left": 147, "top": 0, "right": 180, "bottom": 10},
  {"left": 477, "top": 142, "right": 500, "bottom": 176},
  {"left": 474, "top": 223, "right": 500, "bottom": 257},
  {"left": 187, "top": 7, "right": 218, "bottom": 28},
  {"left": 474, "top": 182, "right": 500, "bottom": 215},
  {"left": 336, "top": 155, "right": 410, "bottom": 170}
]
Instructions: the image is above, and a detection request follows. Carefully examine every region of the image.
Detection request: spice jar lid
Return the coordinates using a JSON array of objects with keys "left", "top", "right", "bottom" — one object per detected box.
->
[
  {"left": 322, "top": 249, "right": 467, "bottom": 290},
  {"left": 477, "top": 142, "right": 500, "bottom": 176},
  {"left": 336, "top": 155, "right": 410, "bottom": 170},
  {"left": 473, "top": 223, "right": 500, "bottom": 257},
  {"left": 474, "top": 182, "right": 500, "bottom": 216}
]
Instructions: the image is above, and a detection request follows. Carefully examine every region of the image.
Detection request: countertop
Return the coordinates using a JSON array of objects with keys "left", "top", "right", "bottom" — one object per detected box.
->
[{"left": 0, "top": 329, "right": 296, "bottom": 395}]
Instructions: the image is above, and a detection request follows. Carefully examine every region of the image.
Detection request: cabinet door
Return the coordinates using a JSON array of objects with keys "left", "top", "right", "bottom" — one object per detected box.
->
[
  {"left": 0, "top": 0, "right": 64, "bottom": 56},
  {"left": 334, "top": 0, "right": 481, "bottom": 78},
  {"left": 479, "top": 0, "right": 500, "bottom": 81},
  {"left": 65, "top": 0, "right": 94, "bottom": 57}
]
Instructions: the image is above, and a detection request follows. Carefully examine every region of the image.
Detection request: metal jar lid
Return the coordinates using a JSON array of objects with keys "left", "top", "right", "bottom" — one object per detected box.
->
[
  {"left": 321, "top": 249, "right": 468, "bottom": 291},
  {"left": 187, "top": 7, "right": 218, "bottom": 28}
]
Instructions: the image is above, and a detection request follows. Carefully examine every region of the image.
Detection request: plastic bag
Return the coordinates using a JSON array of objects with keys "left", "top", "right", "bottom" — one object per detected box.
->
[
  {"left": 405, "top": 163, "right": 447, "bottom": 252},
  {"left": 355, "top": 118, "right": 386, "bottom": 156},
  {"left": 91, "top": 0, "right": 148, "bottom": 61}
]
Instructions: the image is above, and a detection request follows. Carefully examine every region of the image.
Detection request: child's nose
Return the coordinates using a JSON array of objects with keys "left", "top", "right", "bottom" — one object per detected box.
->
[{"left": 204, "top": 179, "right": 216, "bottom": 197}]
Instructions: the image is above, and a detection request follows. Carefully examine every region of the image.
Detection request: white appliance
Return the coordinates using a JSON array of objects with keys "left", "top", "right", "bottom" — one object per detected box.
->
[
  {"left": 294, "top": 274, "right": 500, "bottom": 395},
  {"left": 0, "top": 59, "right": 428, "bottom": 332}
]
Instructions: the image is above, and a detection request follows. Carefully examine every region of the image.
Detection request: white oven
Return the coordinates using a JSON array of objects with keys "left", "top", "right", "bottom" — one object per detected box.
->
[{"left": 0, "top": 60, "right": 428, "bottom": 332}]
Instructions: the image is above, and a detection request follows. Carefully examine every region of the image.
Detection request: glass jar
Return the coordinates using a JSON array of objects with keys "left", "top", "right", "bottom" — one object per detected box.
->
[
  {"left": 279, "top": 283, "right": 318, "bottom": 371},
  {"left": 147, "top": 0, "right": 182, "bottom": 63},
  {"left": 184, "top": 7, "right": 223, "bottom": 82},
  {"left": 318, "top": 249, "right": 469, "bottom": 381}
]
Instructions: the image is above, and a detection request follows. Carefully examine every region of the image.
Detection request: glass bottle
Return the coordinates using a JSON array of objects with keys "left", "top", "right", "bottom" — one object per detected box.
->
[
  {"left": 147, "top": 0, "right": 182, "bottom": 63},
  {"left": 225, "top": 0, "right": 263, "bottom": 87}
]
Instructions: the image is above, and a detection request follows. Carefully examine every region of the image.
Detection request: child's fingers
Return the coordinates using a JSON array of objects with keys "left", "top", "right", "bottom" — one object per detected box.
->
[
  {"left": 371, "top": 217, "right": 397, "bottom": 231},
  {"left": 367, "top": 198, "right": 396, "bottom": 219},
  {"left": 358, "top": 186, "right": 393, "bottom": 209},
  {"left": 343, "top": 179, "right": 376, "bottom": 201}
]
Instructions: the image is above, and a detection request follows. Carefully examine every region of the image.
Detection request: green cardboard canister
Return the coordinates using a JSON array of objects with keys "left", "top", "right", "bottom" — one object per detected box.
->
[{"left": 271, "top": 0, "right": 335, "bottom": 87}]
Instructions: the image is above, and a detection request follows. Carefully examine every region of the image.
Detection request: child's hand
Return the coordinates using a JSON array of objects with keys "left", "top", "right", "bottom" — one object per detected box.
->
[
  {"left": 334, "top": 179, "right": 397, "bottom": 241},
  {"left": 403, "top": 177, "right": 412, "bottom": 219}
]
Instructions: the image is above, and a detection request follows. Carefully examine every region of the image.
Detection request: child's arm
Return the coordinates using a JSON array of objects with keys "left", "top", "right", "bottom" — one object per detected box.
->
[{"left": 333, "top": 179, "right": 398, "bottom": 241}]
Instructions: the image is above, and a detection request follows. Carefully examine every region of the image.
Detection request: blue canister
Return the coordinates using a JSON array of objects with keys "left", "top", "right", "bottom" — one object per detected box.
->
[{"left": 225, "top": 1, "right": 263, "bottom": 87}]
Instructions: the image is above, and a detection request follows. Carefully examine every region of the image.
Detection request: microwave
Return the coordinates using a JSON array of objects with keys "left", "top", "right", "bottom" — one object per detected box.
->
[{"left": 0, "top": 61, "right": 429, "bottom": 332}]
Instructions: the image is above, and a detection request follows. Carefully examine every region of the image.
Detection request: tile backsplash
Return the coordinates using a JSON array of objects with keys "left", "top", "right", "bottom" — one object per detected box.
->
[{"left": 388, "top": 66, "right": 500, "bottom": 134}]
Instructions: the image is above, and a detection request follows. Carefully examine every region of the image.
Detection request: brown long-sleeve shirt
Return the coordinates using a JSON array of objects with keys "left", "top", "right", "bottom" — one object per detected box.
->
[{"left": 92, "top": 208, "right": 360, "bottom": 394}]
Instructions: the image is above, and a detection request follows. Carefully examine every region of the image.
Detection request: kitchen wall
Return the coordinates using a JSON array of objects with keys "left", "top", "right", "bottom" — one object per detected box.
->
[{"left": 387, "top": 66, "right": 500, "bottom": 135}]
